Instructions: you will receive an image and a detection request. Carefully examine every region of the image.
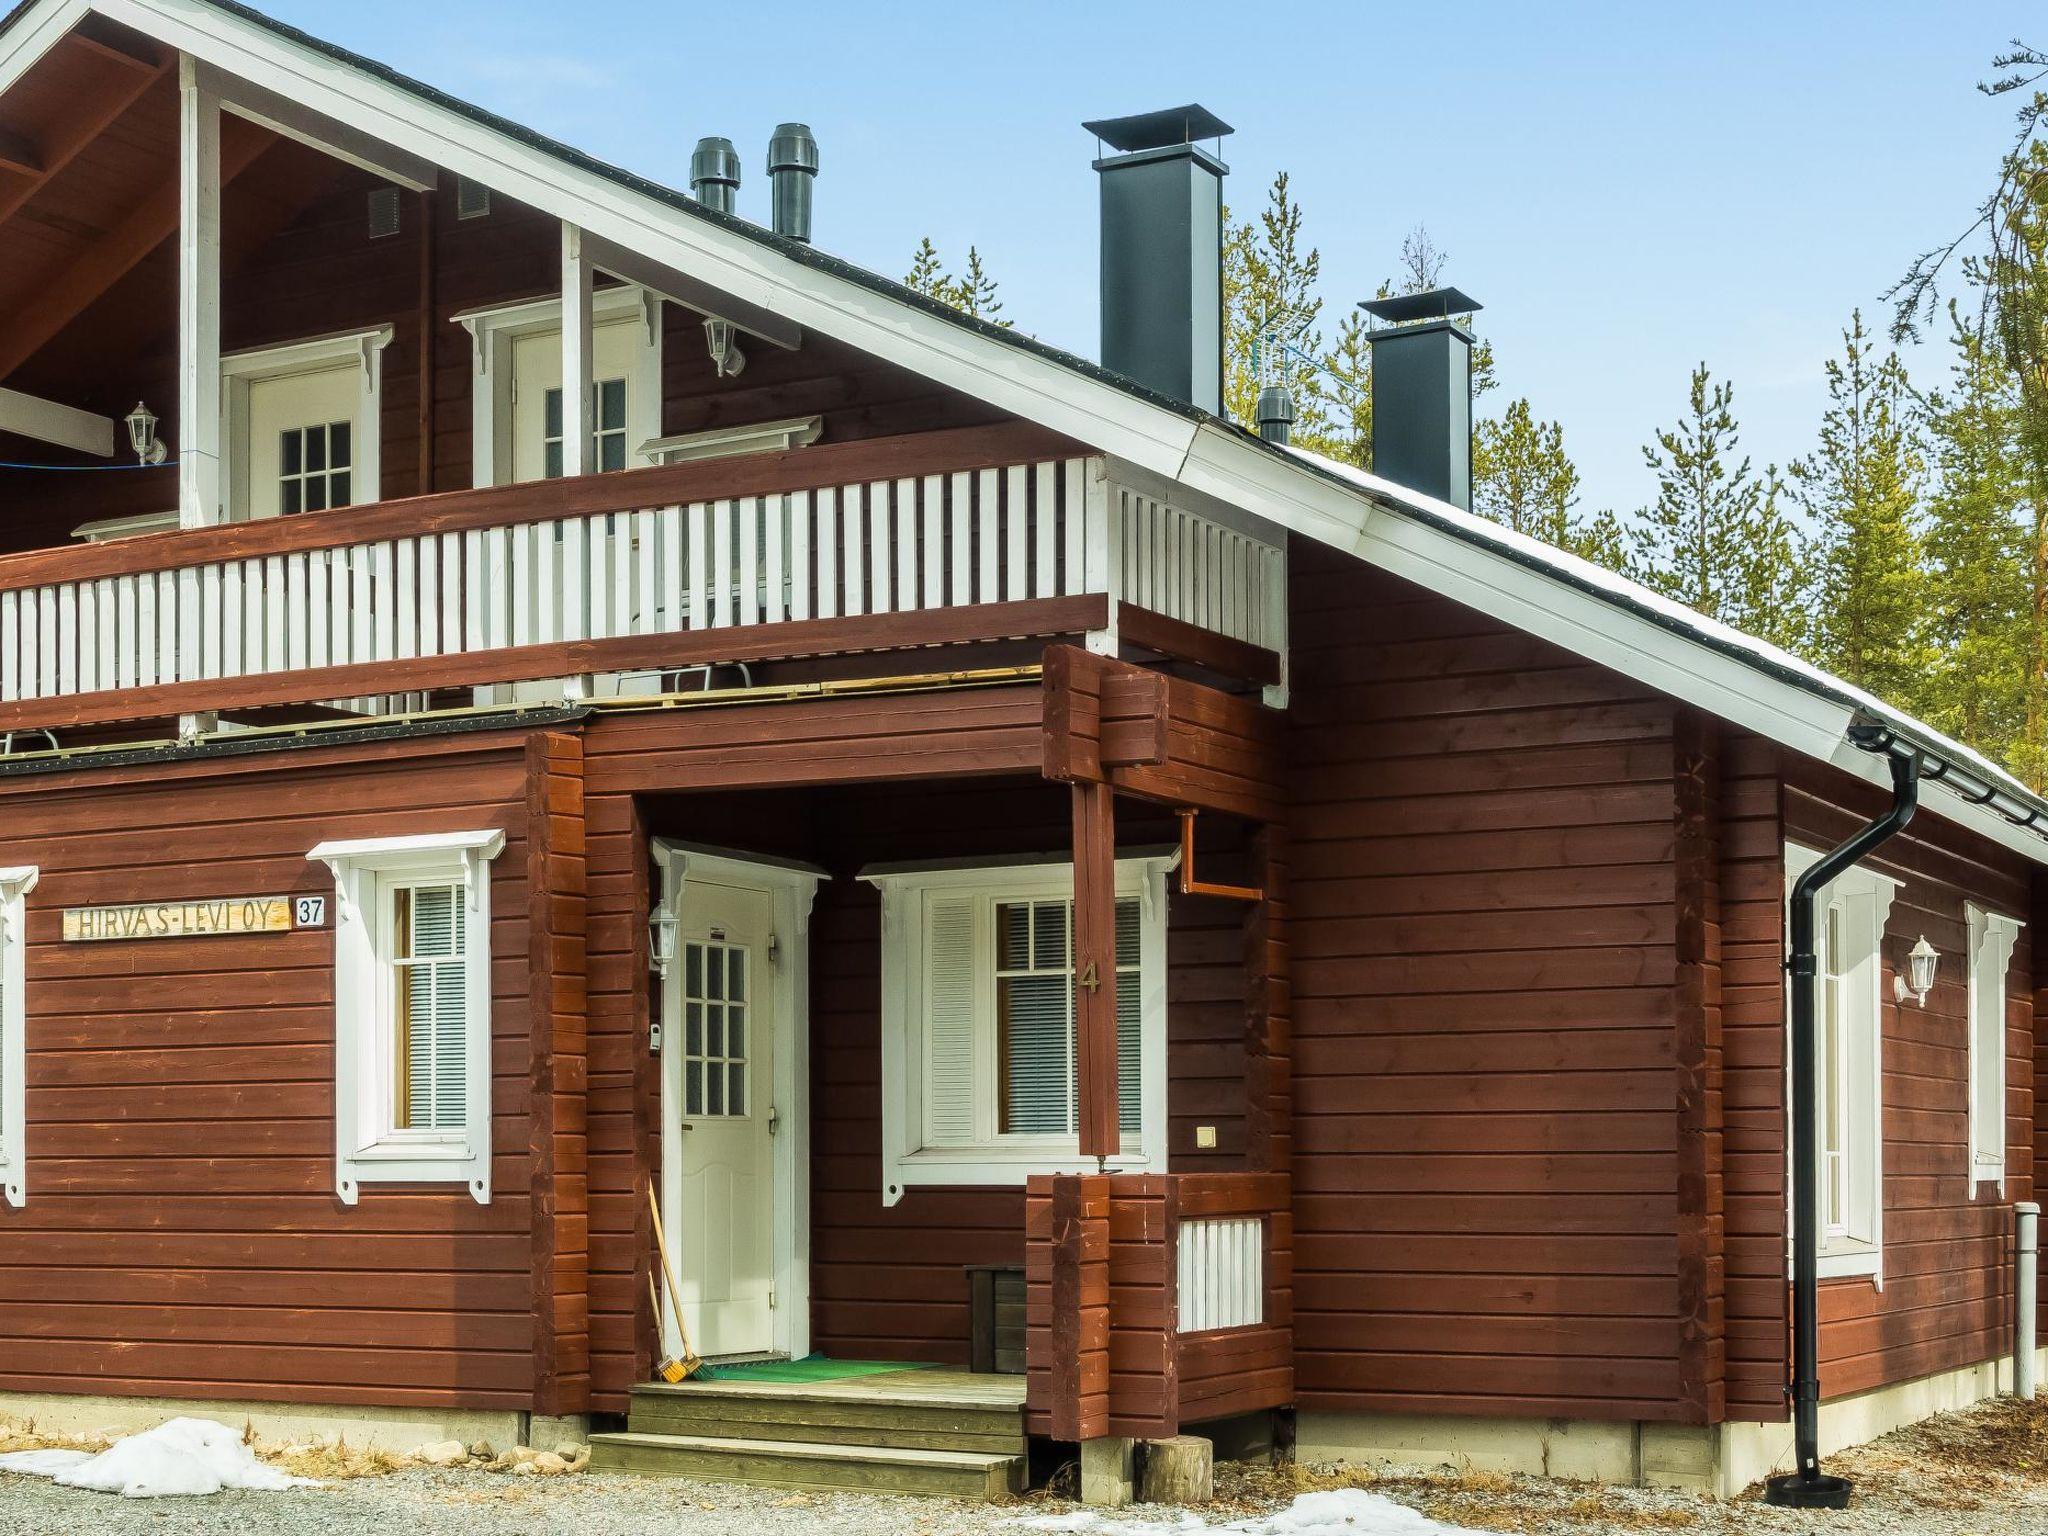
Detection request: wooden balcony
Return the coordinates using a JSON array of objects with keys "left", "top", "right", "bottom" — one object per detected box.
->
[
  {"left": 0, "top": 422, "right": 1287, "bottom": 737},
  {"left": 1024, "top": 1171, "right": 1294, "bottom": 1441}
]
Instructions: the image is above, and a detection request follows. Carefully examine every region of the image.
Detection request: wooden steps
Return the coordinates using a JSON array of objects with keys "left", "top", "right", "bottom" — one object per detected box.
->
[{"left": 588, "top": 1367, "right": 1028, "bottom": 1499}]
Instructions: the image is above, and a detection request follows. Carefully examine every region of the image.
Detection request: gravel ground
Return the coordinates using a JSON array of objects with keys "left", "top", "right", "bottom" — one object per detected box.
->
[{"left": 0, "top": 1395, "right": 2041, "bottom": 1535}]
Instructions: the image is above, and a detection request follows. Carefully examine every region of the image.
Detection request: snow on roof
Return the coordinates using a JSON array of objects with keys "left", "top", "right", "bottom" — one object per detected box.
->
[{"left": 1286, "top": 444, "right": 2048, "bottom": 832}]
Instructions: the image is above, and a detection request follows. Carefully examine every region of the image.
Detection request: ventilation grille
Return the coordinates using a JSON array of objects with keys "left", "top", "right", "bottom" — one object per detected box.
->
[
  {"left": 455, "top": 178, "right": 491, "bottom": 220},
  {"left": 367, "top": 186, "right": 401, "bottom": 240}
]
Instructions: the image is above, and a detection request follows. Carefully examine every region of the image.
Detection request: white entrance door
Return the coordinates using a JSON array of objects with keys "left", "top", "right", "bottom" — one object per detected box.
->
[
  {"left": 664, "top": 876, "right": 778, "bottom": 1359},
  {"left": 508, "top": 320, "right": 640, "bottom": 482},
  {"left": 244, "top": 364, "right": 361, "bottom": 519}
]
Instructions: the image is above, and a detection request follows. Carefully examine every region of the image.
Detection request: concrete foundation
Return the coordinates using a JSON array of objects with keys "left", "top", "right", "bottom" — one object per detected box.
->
[
  {"left": 1298, "top": 1347, "right": 2048, "bottom": 1500},
  {"left": 0, "top": 1392, "right": 592, "bottom": 1457}
]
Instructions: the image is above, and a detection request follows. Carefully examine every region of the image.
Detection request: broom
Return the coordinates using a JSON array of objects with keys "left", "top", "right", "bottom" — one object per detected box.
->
[{"left": 647, "top": 1179, "right": 703, "bottom": 1383}]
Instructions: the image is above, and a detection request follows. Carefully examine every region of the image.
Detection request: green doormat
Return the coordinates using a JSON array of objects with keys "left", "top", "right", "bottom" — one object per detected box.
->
[{"left": 696, "top": 1356, "right": 941, "bottom": 1384}]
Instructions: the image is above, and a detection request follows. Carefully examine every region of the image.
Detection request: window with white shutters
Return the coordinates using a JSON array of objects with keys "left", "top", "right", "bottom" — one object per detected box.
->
[
  {"left": 866, "top": 855, "right": 1170, "bottom": 1206},
  {"left": 1966, "top": 902, "right": 2025, "bottom": 1192},
  {"left": 310, "top": 831, "right": 505, "bottom": 1205},
  {"left": 0, "top": 866, "right": 38, "bottom": 1209}
]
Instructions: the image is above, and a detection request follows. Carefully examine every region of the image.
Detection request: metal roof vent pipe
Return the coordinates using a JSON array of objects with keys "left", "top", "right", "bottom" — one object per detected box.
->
[
  {"left": 767, "top": 123, "right": 819, "bottom": 243},
  {"left": 1255, "top": 383, "right": 1297, "bottom": 446},
  {"left": 690, "top": 136, "right": 741, "bottom": 213},
  {"left": 1363, "top": 286, "right": 1484, "bottom": 511},
  {"left": 1085, "top": 105, "right": 1232, "bottom": 414}
]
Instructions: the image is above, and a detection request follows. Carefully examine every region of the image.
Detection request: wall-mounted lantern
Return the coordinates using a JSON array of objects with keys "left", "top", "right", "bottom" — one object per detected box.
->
[
  {"left": 648, "top": 896, "right": 678, "bottom": 979},
  {"left": 123, "top": 401, "right": 167, "bottom": 466},
  {"left": 1894, "top": 935, "right": 1940, "bottom": 1006}
]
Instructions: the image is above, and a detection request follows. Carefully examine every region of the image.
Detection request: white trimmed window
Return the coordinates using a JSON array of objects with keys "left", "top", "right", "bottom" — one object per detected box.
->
[
  {"left": 864, "top": 855, "right": 1171, "bottom": 1206},
  {"left": 1966, "top": 902, "right": 2025, "bottom": 1194},
  {"left": 0, "top": 866, "right": 37, "bottom": 1208},
  {"left": 1785, "top": 843, "right": 1897, "bottom": 1280},
  {"left": 310, "top": 831, "right": 505, "bottom": 1205}
]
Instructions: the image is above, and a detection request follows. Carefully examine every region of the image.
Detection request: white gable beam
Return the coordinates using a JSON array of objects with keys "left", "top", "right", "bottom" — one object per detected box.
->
[
  {"left": 0, "top": 385, "right": 114, "bottom": 456},
  {"left": 190, "top": 58, "right": 435, "bottom": 191},
  {"left": 579, "top": 230, "right": 798, "bottom": 351},
  {"left": 176, "top": 49, "right": 220, "bottom": 526}
]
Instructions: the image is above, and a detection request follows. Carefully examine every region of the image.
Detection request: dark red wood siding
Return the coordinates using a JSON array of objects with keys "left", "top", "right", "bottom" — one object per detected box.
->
[{"left": 0, "top": 731, "right": 538, "bottom": 1409}]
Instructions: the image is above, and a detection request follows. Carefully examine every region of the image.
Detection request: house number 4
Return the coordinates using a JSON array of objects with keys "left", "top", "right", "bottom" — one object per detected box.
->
[{"left": 1076, "top": 960, "right": 1101, "bottom": 993}]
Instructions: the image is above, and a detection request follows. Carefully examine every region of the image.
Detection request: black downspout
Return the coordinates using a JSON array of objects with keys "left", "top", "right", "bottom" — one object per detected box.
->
[{"left": 1764, "top": 743, "right": 1919, "bottom": 1511}]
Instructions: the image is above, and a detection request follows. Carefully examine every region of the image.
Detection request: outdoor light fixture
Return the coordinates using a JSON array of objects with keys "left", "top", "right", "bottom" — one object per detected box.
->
[
  {"left": 1894, "top": 935, "right": 1940, "bottom": 1006},
  {"left": 647, "top": 896, "right": 678, "bottom": 980},
  {"left": 703, "top": 317, "right": 746, "bottom": 379},
  {"left": 123, "top": 401, "right": 166, "bottom": 466}
]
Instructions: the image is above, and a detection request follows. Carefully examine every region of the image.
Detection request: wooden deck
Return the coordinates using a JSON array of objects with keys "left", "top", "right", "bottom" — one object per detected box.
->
[{"left": 646, "top": 1367, "right": 1026, "bottom": 1408}]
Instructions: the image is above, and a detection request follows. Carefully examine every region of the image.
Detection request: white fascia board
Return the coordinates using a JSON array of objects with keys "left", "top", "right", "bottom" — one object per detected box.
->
[
  {"left": 0, "top": 384, "right": 114, "bottom": 456},
  {"left": 90, "top": 0, "right": 1201, "bottom": 482},
  {"left": 0, "top": 0, "right": 90, "bottom": 102},
  {"left": 1178, "top": 422, "right": 1376, "bottom": 557}
]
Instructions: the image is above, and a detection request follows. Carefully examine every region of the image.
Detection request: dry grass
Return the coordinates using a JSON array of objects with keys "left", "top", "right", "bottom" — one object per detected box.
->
[{"left": 264, "top": 1438, "right": 413, "bottom": 1481}]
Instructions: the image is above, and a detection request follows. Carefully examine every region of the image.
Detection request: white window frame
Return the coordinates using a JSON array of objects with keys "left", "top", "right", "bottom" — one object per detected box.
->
[
  {"left": 452, "top": 285, "right": 662, "bottom": 488},
  {"left": 1784, "top": 842, "right": 1897, "bottom": 1282},
  {"left": 309, "top": 830, "right": 505, "bottom": 1205},
  {"left": 0, "top": 866, "right": 38, "bottom": 1208},
  {"left": 1965, "top": 901, "right": 2025, "bottom": 1196},
  {"left": 221, "top": 325, "right": 395, "bottom": 522},
  {"left": 863, "top": 852, "right": 1174, "bottom": 1206}
]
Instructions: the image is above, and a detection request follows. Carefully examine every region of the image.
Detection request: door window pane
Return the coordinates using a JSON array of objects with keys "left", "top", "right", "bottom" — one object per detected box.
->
[
  {"left": 278, "top": 421, "right": 356, "bottom": 516},
  {"left": 681, "top": 937, "right": 749, "bottom": 1118},
  {"left": 543, "top": 377, "right": 630, "bottom": 478}
]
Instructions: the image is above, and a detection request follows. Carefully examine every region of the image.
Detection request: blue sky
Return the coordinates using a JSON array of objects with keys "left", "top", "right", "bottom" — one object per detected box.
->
[{"left": 260, "top": 0, "right": 2037, "bottom": 517}]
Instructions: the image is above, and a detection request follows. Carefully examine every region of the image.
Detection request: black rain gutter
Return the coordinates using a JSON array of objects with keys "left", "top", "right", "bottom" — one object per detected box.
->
[{"left": 1766, "top": 722, "right": 1920, "bottom": 1510}]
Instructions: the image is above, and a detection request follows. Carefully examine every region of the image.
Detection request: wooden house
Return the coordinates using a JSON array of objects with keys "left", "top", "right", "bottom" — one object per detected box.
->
[{"left": 0, "top": 0, "right": 2038, "bottom": 1504}]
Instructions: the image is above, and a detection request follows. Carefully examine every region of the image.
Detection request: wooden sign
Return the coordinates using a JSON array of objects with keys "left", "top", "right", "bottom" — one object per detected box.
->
[{"left": 62, "top": 894, "right": 327, "bottom": 943}]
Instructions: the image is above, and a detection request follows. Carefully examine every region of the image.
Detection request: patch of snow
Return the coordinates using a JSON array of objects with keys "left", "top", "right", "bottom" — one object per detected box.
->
[
  {"left": 0, "top": 1417, "right": 320, "bottom": 1499},
  {"left": 1013, "top": 1490, "right": 1487, "bottom": 1536}
]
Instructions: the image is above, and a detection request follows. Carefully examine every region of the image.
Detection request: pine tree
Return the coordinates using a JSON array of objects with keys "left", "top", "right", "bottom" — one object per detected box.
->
[
  {"left": 1789, "top": 312, "right": 1932, "bottom": 707},
  {"left": 1471, "top": 399, "right": 1627, "bottom": 570},
  {"left": 1923, "top": 300, "right": 2031, "bottom": 764},
  {"left": 1223, "top": 173, "right": 1327, "bottom": 437},
  {"left": 1630, "top": 363, "right": 1807, "bottom": 651},
  {"left": 902, "top": 239, "right": 1012, "bottom": 328}
]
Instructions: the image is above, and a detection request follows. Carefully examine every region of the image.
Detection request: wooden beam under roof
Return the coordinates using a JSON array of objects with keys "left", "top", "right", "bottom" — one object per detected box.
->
[
  {"left": 0, "top": 44, "right": 171, "bottom": 231},
  {"left": 0, "top": 124, "right": 40, "bottom": 178},
  {"left": 0, "top": 383, "right": 114, "bottom": 455},
  {"left": 0, "top": 113, "right": 270, "bottom": 384}
]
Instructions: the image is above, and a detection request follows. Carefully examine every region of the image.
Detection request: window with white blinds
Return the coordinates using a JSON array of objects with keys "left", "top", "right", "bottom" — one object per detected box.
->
[
  {"left": 0, "top": 866, "right": 38, "bottom": 1209},
  {"left": 867, "top": 855, "right": 1170, "bottom": 1205},
  {"left": 310, "top": 830, "right": 505, "bottom": 1206}
]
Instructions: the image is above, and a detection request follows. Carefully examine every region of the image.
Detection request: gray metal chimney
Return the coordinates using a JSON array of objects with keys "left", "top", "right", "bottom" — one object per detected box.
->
[
  {"left": 1362, "top": 287, "right": 1484, "bottom": 509},
  {"left": 690, "top": 136, "right": 741, "bottom": 213},
  {"left": 1084, "top": 105, "right": 1231, "bottom": 413},
  {"left": 767, "top": 123, "right": 819, "bottom": 243}
]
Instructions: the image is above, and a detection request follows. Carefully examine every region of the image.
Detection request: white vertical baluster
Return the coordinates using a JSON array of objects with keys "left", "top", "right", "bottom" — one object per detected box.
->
[
  {"left": 418, "top": 538, "right": 440, "bottom": 658},
  {"left": 78, "top": 582, "right": 101, "bottom": 694},
  {"left": 686, "top": 502, "right": 709, "bottom": 630},
  {"left": 1032, "top": 463, "right": 1057, "bottom": 600},
  {"left": 636, "top": 508, "right": 657, "bottom": 633},
  {"left": 0, "top": 591, "right": 16, "bottom": 700},
  {"left": 396, "top": 539, "right": 418, "bottom": 660},
  {"left": 533, "top": 522, "right": 560, "bottom": 646},
  {"left": 347, "top": 546, "right": 371, "bottom": 663},
  {"left": 659, "top": 505, "right": 684, "bottom": 631},
  {"left": 921, "top": 473, "right": 944, "bottom": 609},
  {"left": 120, "top": 579, "right": 141, "bottom": 688},
  {"left": 511, "top": 523, "right": 535, "bottom": 650},
  {"left": 1061, "top": 461, "right": 1085, "bottom": 596},
  {"left": 304, "top": 554, "right": 327, "bottom": 669},
  {"left": 20, "top": 592, "right": 42, "bottom": 696},
  {"left": 588, "top": 513, "right": 614, "bottom": 639},
  {"left": 1004, "top": 465, "right": 1028, "bottom": 602},
  {"left": 175, "top": 566, "right": 198, "bottom": 682},
  {"left": 463, "top": 530, "right": 487, "bottom": 653},
  {"left": 788, "top": 494, "right": 810, "bottom": 622},
  {"left": 975, "top": 467, "right": 999, "bottom": 603},
  {"left": 56, "top": 583, "right": 77, "bottom": 696},
  {"left": 763, "top": 496, "right": 785, "bottom": 625},
  {"left": 154, "top": 571, "right": 177, "bottom": 689},
  {"left": 894, "top": 477, "right": 917, "bottom": 613},
  {"left": 866, "top": 480, "right": 891, "bottom": 614},
  {"left": 486, "top": 527, "right": 513, "bottom": 648},
  {"left": 712, "top": 500, "right": 735, "bottom": 629},
  {"left": 738, "top": 496, "right": 760, "bottom": 626},
  {"left": 948, "top": 471, "right": 972, "bottom": 604},
  {"left": 197, "top": 567, "right": 220, "bottom": 681},
  {"left": 560, "top": 519, "right": 586, "bottom": 643},
  {"left": 285, "top": 553, "right": 308, "bottom": 671},
  {"left": 841, "top": 485, "right": 865, "bottom": 618},
  {"left": 327, "top": 549, "right": 350, "bottom": 665},
  {"left": 440, "top": 533, "right": 463, "bottom": 655},
  {"left": 813, "top": 488, "right": 837, "bottom": 620}
]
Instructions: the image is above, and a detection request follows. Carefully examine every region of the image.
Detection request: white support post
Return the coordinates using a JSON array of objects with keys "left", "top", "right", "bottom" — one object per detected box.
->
[
  {"left": 177, "top": 54, "right": 222, "bottom": 527},
  {"left": 2019, "top": 1201, "right": 2039, "bottom": 1399},
  {"left": 561, "top": 222, "right": 594, "bottom": 480},
  {"left": 1083, "top": 457, "right": 1120, "bottom": 657}
]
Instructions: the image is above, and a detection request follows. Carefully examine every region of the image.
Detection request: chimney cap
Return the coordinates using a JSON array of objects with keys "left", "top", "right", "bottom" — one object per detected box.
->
[
  {"left": 1082, "top": 104, "right": 1233, "bottom": 153},
  {"left": 1361, "top": 286, "right": 1484, "bottom": 327}
]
